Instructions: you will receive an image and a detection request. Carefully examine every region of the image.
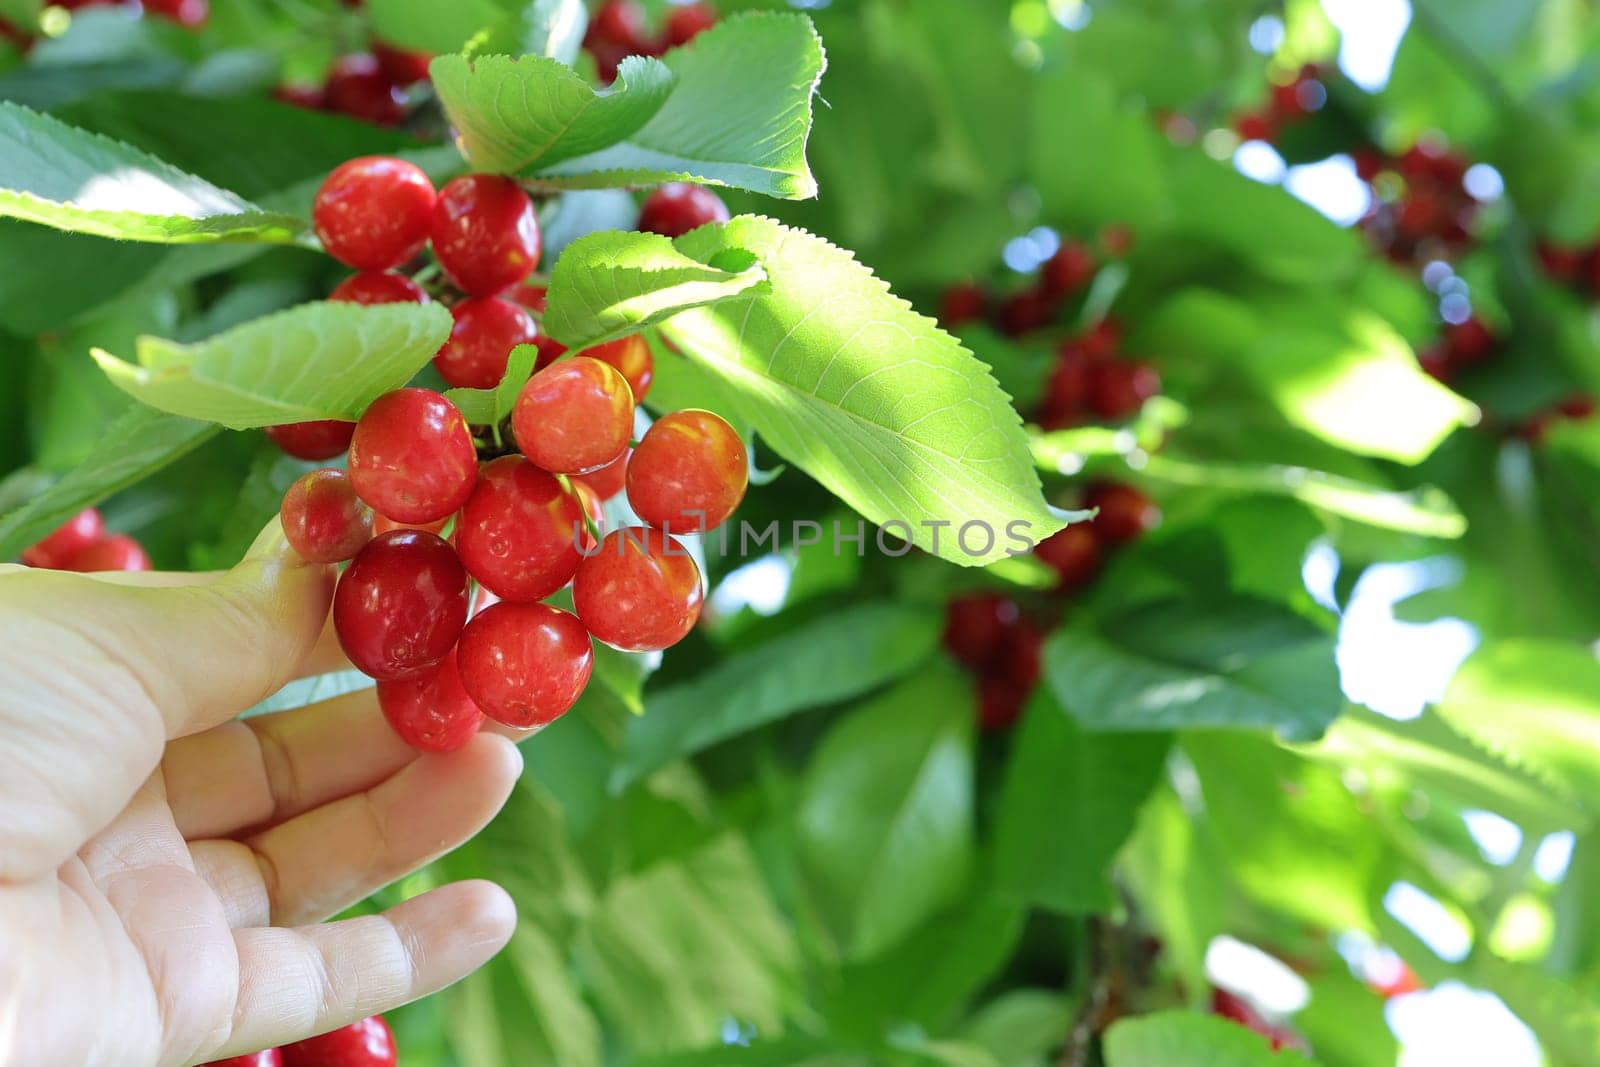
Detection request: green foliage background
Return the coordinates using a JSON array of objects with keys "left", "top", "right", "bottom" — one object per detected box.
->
[{"left": 2, "top": 0, "right": 1599, "bottom": 1064}]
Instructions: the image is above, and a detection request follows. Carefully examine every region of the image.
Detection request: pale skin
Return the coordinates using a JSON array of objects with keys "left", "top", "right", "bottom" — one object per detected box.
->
[{"left": 0, "top": 521, "right": 522, "bottom": 1067}]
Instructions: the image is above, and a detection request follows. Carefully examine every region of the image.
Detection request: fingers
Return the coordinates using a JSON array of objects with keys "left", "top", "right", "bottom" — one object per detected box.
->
[
  {"left": 165, "top": 689, "right": 414, "bottom": 840},
  {"left": 248, "top": 734, "right": 521, "bottom": 925},
  {"left": 218, "top": 880, "right": 515, "bottom": 1059}
]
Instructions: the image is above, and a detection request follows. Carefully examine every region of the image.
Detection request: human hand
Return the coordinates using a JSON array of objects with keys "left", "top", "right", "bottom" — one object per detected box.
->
[{"left": 0, "top": 521, "right": 522, "bottom": 1066}]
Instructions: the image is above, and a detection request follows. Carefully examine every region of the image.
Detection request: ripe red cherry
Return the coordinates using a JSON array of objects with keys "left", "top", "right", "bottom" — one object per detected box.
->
[
  {"left": 333, "top": 530, "right": 469, "bottom": 681},
  {"left": 574, "top": 448, "right": 629, "bottom": 501},
  {"left": 1041, "top": 240, "right": 1095, "bottom": 299},
  {"left": 977, "top": 674, "right": 1030, "bottom": 732},
  {"left": 1444, "top": 317, "right": 1496, "bottom": 364},
  {"left": 512, "top": 356, "right": 634, "bottom": 474},
  {"left": 637, "top": 183, "right": 730, "bottom": 238},
  {"left": 20, "top": 507, "right": 104, "bottom": 568},
  {"left": 1088, "top": 360, "right": 1160, "bottom": 419},
  {"left": 324, "top": 54, "right": 407, "bottom": 127},
  {"left": 1034, "top": 524, "right": 1100, "bottom": 590},
  {"left": 573, "top": 527, "right": 703, "bottom": 651},
  {"left": 1084, "top": 481, "right": 1158, "bottom": 544},
  {"left": 939, "top": 282, "right": 988, "bottom": 327},
  {"left": 312, "top": 157, "right": 435, "bottom": 271},
  {"left": 941, "top": 592, "right": 1019, "bottom": 671},
  {"left": 454, "top": 456, "right": 587, "bottom": 602},
  {"left": 435, "top": 297, "right": 540, "bottom": 389},
  {"left": 586, "top": 0, "right": 649, "bottom": 51},
  {"left": 348, "top": 389, "right": 477, "bottom": 523},
  {"left": 1043, "top": 346, "right": 1094, "bottom": 416},
  {"left": 663, "top": 2, "right": 717, "bottom": 46},
  {"left": 377, "top": 648, "right": 484, "bottom": 753},
  {"left": 996, "top": 289, "right": 1054, "bottom": 337},
  {"left": 578, "top": 334, "right": 653, "bottom": 401},
  {"left": 200, "top": 1050, "right": 281, "bottom": 1067},
  {"left": 1536, "top": 241, "right": 1585, "bottom": 283},
  {"left": 329, "top": 271, "right": 428, "bottom": 306},
  {"left": 457, "top": 602, "right": 594, "bottom": 728},
  {"left": 372, "top": 41, "right": 433, "bottom": 85},
  {"left": 1234, "top": 111, "right": 1277, "bottom": 143},
  {"left": 625, "top": 409, "right": 747, "bottom": 532},
  {"left": 280, "top": 468, "right": 375, "bottom": 563},
  {"left": 513, "top": 282, "right": 547, "bottom": 313},
  {"left": 266, "top": 420, "right": 356, "bottom": 460},
  {"left": 143, "top": 0, "right": 208, "bottom": 27},
  {"left": 429, "top": 175, "right": 542, "bottom": 297},
  {"left": 374, "top": 514, "right": 448, "bottom": 537},
  {"left": 64, "top": 534, "right": 151, "bottom": 573},
  {"left": 280, "top": 1016, "right": 396, "bottom": 1067}
]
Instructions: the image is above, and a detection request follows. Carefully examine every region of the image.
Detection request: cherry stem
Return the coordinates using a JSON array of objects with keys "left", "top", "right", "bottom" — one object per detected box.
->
[
  {"left": 411, "top": 261, "right": 441, "bottom": 285},
  {"left": 556, "top": 473, "right": 604, "bottom": 543}
]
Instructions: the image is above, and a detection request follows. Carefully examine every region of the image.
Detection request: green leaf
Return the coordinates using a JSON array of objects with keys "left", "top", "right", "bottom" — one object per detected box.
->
[
  {"left": 0, "top": 101, "right": 305, "bottom": 243},
  {"left": 574, "top": 834, "right": 799, "bottom": 1052},
  {"left": 955, "top": 991, "right": 1078, "bottom": 1067},
  {"left": 1043, "top": 596, "right": 1341, "bottom": 738},
  {"left": 827, "top": 897, "right": 1025, "bottom": 1033},
  {"left": 432, "top": 13, "right": 825, "bottom": 198},
  {"left": 543, "top": 229, "right": 767, "bottom": 349},
  {"left": 0, "top": 405, "right": 217, "bottom": 561},
  {"left": 1104, "top": 1013, "right": 1317, "bottom": 1067},
  {"left": 370, "top": 0, "right": 587, "bottom": 61},
  {"left": 1472, "top": 953, "right": 1600, "bottom": 1067},
  {"left": 615, "top": 602, "right": 939, "bottom": 788},
  {"left": 1435, "top": 639, "right": 1600, "bottom": 816},
  {"left": 445, "top": 924, "right": 603, "bottom": 1067},
  {"left": 1120, "top": 787, "right": 1228, "bottom": 1003},
  {"left": 444, "top": 343, "right": 539, "bottom": 426},
  {"left": 91, "top": 301, "right": 452, "bottom": 429},
  {"left": 796, "top": 670, "right": 975, "bottom": 960},
  {"left": 660, "top": 217, "right": 1068, "bottom": 566},
  {"left": 993, "top": 695, "right": 1170, "bottom": 912},
  {"left": 1294, "top": 968, "right": 1398, "bottom": 1067}
]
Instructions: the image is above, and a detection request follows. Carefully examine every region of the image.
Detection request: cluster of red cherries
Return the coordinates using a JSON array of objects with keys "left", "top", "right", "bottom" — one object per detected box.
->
[
  {"left": 943, "top": 480, "right": 1159, "bottom": 731},
  {"left": 1351, "top": 140, "right": 1485, "bottom": 265},
  {"left": 274, "top": 42, "right": 433, "bottom": 127},
  {"left": 17, "top": 505, "right": 150, "bottom": 573},
  {"left": 582, "top": 0, "right": 717, "bottom": 83},
  {"left": 265, "top": 155, "right": 745, "bottom": 750},
  {"left": 941, "top": 232, "right": 1130, "bottom": 340},
  {"left": 1036, "top": 317, "right": 1162, "bottom": 431},
  {"left": 1536, "top": 232, "right": 1600, "bottom": 299},
  {"left": 202, "top": 1014, "right": 394, "bottom": 1067},
  {"left": 1232, "top": 63, "right": 1326, "bottom": 145}
]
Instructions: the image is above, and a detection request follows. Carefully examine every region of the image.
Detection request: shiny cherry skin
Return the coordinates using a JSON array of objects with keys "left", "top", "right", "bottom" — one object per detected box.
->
[
  {"left": 435, "top": 297, "right": 540, "bottom": 389},
  {"left": 348, "top": 388, "right": 477, "bottom": 523},
  {"left": 333, "top": 530, "right": 469, "bottom": 681},
  {"left": 143, "top": 0, "right": 208, "bottom": 27},
  {"left": 454, "top": 457, "right": 587, "bottom": 602},
  {"left": 977, "top": 674, "right": 1030, "bottom": 732},
  {"left": 374, "top": 513, "right": 448, "bottom": 537},
  {"left": 1034, "top": 523, "right": 1100, "bottom": 590},
  {"left": 586, "top": 0, "right": 649, "bottom": 51},
  {"left": 65, "top": 534, "right": 151, "bottom": 573},
  {"left": 323, "top": 54, "right": 407, "bottom": 127},
  {"left": 266, "top": 420, "right": 356, "bottom": 460},
  {"left": 636, "top": 183, "right": 729, "bottom": 238},
  {"left": 279, "top": 1016, "right": 397, "bottom": 1067},
  {"left": 372, "top": 40, "right": 433, "bottom": 85},
  {"left": 577, "top": 333, "right": 653, "bottom": 401},
  {"left": 457, "top": 602, "right": 594, "bottom": 728},
  {"left": 1041, "top": 239, "right": 1095, "bottom": 298},
  {"left": 941, "top": 592, "right": 1020, "bottom": 671},
  {"left": 1084, "top": 481, "right": 1158, "bottom": 544},
  {"left": 512, "top": 356, "right": 635, "bottom": 474},
  {"left": 280, "top": 468, "right": 375, "bottom": 563},
  {"left": 626, "top": 409, "right": 747, "bottom": 532},
  {"left": 377, "top": 648, "right": 484, "bottom": 753},
  {"left": 663, "top": 2, "right": 717, "bottom": 46},
  {"left": 573, "top": 527, "right": 703, "bottom": 651},
  {"left": 200, "top": 1050, "right": 281, "bottom": 1067},
  {"left": 20, "top": 507, "right": 104, "bottom": 568},
  {"left": 574, "top": 447, "right": 629, "bottom": 501},
  {"left": 312, "top": 156, "right": 435, "bottom": 270},
  {"left": 939, "top": 283, "right": 987, "bottom": 327},
  {"left": 1088, "top": 360, "right": 1160, "bottom": 420},
  {"left": 429, "top": 174, "right": 542, "bottom": 296},
  {"left": 329, "top": 271, "right": 428, "bottom": 306}
]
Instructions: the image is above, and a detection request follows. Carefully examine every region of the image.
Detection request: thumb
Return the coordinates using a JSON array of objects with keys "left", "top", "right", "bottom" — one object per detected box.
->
[
  {"left": 7, "top": 518, "right": 334, "bottom": 742},
  {"left": 0, "top": 519, "right": 334, "bottom": 882}
]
